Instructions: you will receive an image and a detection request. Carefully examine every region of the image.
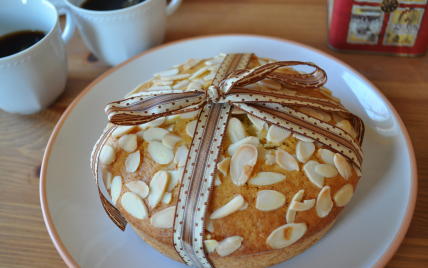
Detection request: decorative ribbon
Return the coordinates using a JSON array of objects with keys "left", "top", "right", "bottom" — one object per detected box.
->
[{"left": 91, "top": 54, "right": 364, "bottom": 268}]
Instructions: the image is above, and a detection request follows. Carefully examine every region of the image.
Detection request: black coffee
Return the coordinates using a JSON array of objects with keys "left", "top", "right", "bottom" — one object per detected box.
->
[
  {"left": 0, "top": 30, "right": 46, "bottom": 58},
  {"left": 80, "top": 0, "right": 145, "bottom": 11}
]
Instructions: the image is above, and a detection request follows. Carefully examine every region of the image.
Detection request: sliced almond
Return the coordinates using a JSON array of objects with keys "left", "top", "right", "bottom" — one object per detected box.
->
[
  {"left": 125, "top": 151, "right": 140, "bottom": 172},
  {"left": 266, "top": 223, "right": 307, "bottom": 249},
  {"left": 174, "top": 144, "right": 189, "bottom": 167},
  {"left": 186, "top": 120, "right": 198, "bottom": 137},
  {"left": 239, "top": 202, "right": 248, "bottom": 210},
  {"left": 177, "top": 166, "right": 184, "bottom": 181},
  {"left": 286, "top": 190, "right": 304, "bottom": 223},
  {"left": 204, "top": 240, "right": 219, "bottom": 254},
  {"left": 172, "top": 79, "right": 190, "bottom": 90},
  {"left": 166, "top": 124, "right": 175, "bottom": 132},
  {"left": 166, "top": 171, "right": 179, "bottom": 192},
  {"left": 180, "top": 110, "right": 199, "bottom": 119},
  {"left": 334, "top": 154, "right": 352, "bottom": 180},
  {"left": 227, "top": 136, "right": 259, "bottom": 156},
  {"left": 230, "top": 144, "right": 258, "bottom": 186},
  {"left": 266, "top": 154, "right": 276, "bottom": 165},
  {"left": 300, "top": 107, "right": 324, "bottom": 120},
  {"left": 303, "top": 160, "right": 324, "bottom": 188},
  {"left": 227, "top": 118, "right": 246, "bottom": 143},
  {"left": 148, "top": 141, "right": 174, "bottom": 165},
  {"left": 256, "top": 190, "right": 286, "bottom": 211},
  {"left": 267, "top": 125, "right": 291, "bottom": 143},
  {"left": 155, "top": 68, "right": 178, "bottom": 77},
  {"left": 111, "top": 176, "right": 122, "bottom": 205},
  {"left": 296, "top": 141, "right": 315, "bottom": 163},
  {"left": 150, "top": 206, "right": 175, "bottom": 228},
  {"left": 208, "top": 63, "right": 221, "bottom": 72},
  {"left": 293, "top": 133, "right": 314, "bottom": 142},
  {"left": 332, "top": 113, "right": 345, "bottom": 123},
  {"left": 210, "top": 195, "right": 245, "bottom": 219},
  {"left": 161, "top": 192, "right": 172, "bottom": 204},
  {"left": 353, "top": 163, "right": 362, "bottom": 177},
  {"left": 317, "top": 110, "right": 332, "bottom": 122},
  {"left": 187, "top": 81, "right": 202, "bottom": 91},
  {"left": 126, "top": 181, "right": 149, "bottom": 198},
  {"left": 334, "top": 184, "right": 354, "bottom": 207},
  {"left": 216, "top": 236, "right": 243, "bottom": 257},
  {"left": 217, "top": 157, "right": 231, "bottom": 176},
  {"left": 153, "top": 79, "right": 173, "bottom": 86},
  {"left": 183, "top": 58, "right": 201, "bottom": 70},
  {"left": 102, "top": 170, "right": 113, "bottom": 190},
  {"left": 204, "top": 72, "right": 216, "bottom": 81},
  {"left": 257, "top": 145, "right": 269, "bottom": 161},
  {"left": 121, "top": 192, "right": 148, "bottom": 219},
  {"left": 162, "top": 133, "right": 182, "bottom": 149},
  {"left": 247, "top": 114, "right": 268, "bottom": 131},
  {"left": 147, "top": 85, "right": 171, "bottom": 91},
  {"left": 112, "top": 126, "right": 135, "bottom": 138},
  {"left": 189, "top": 66, "right": 209, "bottom": 79},
  {"left": 214, "top": 173, "right": 222, "bottom": 186},
  {"left": 143, "top": 127, "right": 169, "bottom": 142},
  {"left": 147, "top": 171, "right": 169, "bottom": 209},
  {"left": 135, "top": 130, "right": 145, "bottom": 141},
  {"left": 118, "top": 134, "right": 138, "bottom": 152},
  {"left": 205, "top": 58, "right": 224, "bottom": 65},
  {"left": 249, "top": 172, "right": 286, "bottom": 186},
  {"left": 318, "top": 149, "right": 335, "bottom": 166},
  {"left": 100, "top": 145, "right": 116, "bottom": 165},
  {"left": 258, "top": 79, "right": 281, "bottom": 90},
  {"left": 336, "top": 120, "right": 351, "bottom": 133},
  {"left": 206, "top": 215, "right": 214, "bottom": 232},
  {"left": 315, "top": 164, "right": 338, "bottom": 178},
  {"left": 316, "top": 186, "right": 333, "bottom": 218},
  {"left": 289, "top": 199, "right": 315, "bottom": 211},
  {"left": 160, "top": 74, "right": 191, "bottom": 81},
  {"left": 276, "top": 150, "right": 299, "bottom": 171}
]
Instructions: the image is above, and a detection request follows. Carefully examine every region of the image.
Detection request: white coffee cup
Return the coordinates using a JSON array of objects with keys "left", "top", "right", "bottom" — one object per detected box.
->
[
  {"left": 0, "top": 0, "right": 75, "bottom": 115},
  {"left": 61, "top": 0, "right": 182, "bottom": 66}
]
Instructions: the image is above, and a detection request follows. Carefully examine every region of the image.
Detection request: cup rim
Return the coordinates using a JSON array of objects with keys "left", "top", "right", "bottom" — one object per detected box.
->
[
  {"left": 0, "top": 0, "right": 60, "bottom": 62},
  {"left": 64, "top": 0, "right": 155, "bottom": 15}
]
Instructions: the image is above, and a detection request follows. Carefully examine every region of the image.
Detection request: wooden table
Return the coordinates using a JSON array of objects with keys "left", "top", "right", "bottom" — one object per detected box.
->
[{"left": 1, "top": 0, "right": 427, "bottom": 267}]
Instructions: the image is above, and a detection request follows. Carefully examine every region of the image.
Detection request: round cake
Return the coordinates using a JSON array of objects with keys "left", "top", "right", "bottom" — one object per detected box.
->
[{"left": 93, "top": 53, "right": 364, "bottom": 268}]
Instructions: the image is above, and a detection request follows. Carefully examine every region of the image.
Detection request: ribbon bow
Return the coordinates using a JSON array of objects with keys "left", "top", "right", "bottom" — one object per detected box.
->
[{"left": 91, "top": 54, "right": 364, "bottom": 268}]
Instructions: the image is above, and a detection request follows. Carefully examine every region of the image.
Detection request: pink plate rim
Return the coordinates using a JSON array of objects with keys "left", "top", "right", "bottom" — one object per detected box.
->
[{"left": 40, "top": 33, "right": 418, "bottom": 268}]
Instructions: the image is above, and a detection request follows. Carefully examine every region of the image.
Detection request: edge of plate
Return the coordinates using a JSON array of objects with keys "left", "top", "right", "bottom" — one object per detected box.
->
[{"left": 40, "top": 33, "right": 418, "bottom": 268}]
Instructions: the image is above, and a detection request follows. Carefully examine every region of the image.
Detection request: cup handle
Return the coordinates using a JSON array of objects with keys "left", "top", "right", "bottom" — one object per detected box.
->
[
  {"left": 56, "top": 6, "right": 76, "bottom": 45},
  {"left": 166, "top": 0, "right": 182, "bottom": 16}
]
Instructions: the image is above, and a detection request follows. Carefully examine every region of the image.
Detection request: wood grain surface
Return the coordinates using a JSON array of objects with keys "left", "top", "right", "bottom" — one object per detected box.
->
[{"left": 0, "top": 0, "right": 427, "bottom": 267}]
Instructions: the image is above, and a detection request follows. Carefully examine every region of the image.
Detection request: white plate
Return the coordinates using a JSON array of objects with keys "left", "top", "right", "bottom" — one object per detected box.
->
[{"left": 41, "top": 35, "right": 417, "bottom": 268}]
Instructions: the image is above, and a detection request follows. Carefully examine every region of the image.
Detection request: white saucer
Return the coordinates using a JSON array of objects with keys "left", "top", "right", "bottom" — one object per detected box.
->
[{"left": 40, "top": 34, "right": 417, "bottom": 268}]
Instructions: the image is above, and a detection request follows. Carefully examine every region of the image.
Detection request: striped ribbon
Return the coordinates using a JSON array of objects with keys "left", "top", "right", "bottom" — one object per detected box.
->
[{"left": 90, "top": 54, "right": 364, "bottom": 268}]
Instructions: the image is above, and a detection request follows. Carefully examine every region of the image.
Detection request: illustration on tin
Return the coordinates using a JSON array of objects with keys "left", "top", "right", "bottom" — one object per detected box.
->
[
  {"left": 383, "top": 7, "right": 425, "bottom": 46},
  {"left": 347, "top": 5, "right": 385, "bottom": 45}
]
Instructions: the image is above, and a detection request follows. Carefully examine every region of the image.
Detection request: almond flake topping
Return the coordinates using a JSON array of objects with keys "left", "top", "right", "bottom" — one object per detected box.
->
[
  {"left": 217, "top": 157, "right": 231, "bottom": 176},
  {"left": 166, "top": 170, "right": 179, "bottom": 192},
  {"left": 155, "top": 68, "right": 178, "bottom": 77},
  {"left": 186, "top": 120, "right": 197, "bottom": 137},
  {"left": 276, "top": 150, "right": 299, "bottom": 171},
  {"left": 266, "top": 154, "right": 276, "bottom": 165},
  {"left": 174, "top": 144, "right": 189, "bottom": 167},
  {"left": 216, "top": 236, "right": 243, "bottom": 257},
  {"left": 230, "top": 144, "right": 258, "bottom": 186},
  {"left": 267, "top": 125, "right": 291, "bottom": 143},
  {"left": 316, "top": 186, "right": 333, "bottom": 218},
  {"left": 205, "top": 57, "right": 224, "bottom": 65},
  {"left": 289, "top": 199, "right": 315, "bottom": 211},
  {"left": 147, "top": 171, "right": 168, "bottom": 209},
  {"left": 121, "top": 192, "right": 148, "bottom": 220},
  {"left": 249, "top": 172, "right": 286, "bottom": 186},
  {"left": 334, "top": 184, "right": 354, "bottom": 207},
  {"left": 300, "top": 107, "right": 324, "bottom": 120},
  {"left": 112, "top": 126, "right": 135, "bottom": 138},
  {"left": 160, "top": 74, "right": 191, "bottom": 81},
  {"left": 303, "top": 160, "right": 324, "bottom": 188},
  {"left": 102, "top": 170, "right": 112, "bottom": 190},
  {"left": 317, "top": 110, "right": 332, "bottom": 122},
  {"left": 214, "top": 173, "right": 222, "bottom": 186},
  {"left": 210, "top": 195, "right": 245, "bottom": 219},
  {"left": 247, "top": 114, "right": 268, "bottom": 131},
  {"left": 183, "top": 58, "right": 201, "bottom": 70},
  {"left": 257, "top": 145, "right": 269, "bottom": 161},
  {"left": 119, "top": 134, "right": 137, "bottom": 152},
  {"left": 296, "top": 141, "right": 315, "bottom": 163},
  {"left": 147, "top": 85, "right": 172, "bottom": 91},
  {"left": 206, "top": 214, "right": 214, "bottom": 232},
  {"left": 172, "top": 79, "right": 190, "bottom": 90},
  {"left": 258, "top": 79, "right": 281, "bottom": 90},
  {"left": 334, "top": 153, "right": 352, "bottom": 179},
  {"left": 204, "top": 240, "right": 219, "bottom": 254},
  {"left": 126, "top": 181, "right": 149, "bottom": 198},
  {"left": 315, "top": 164, "right": 338, "bottom": 178},
  {"left": 227, "top": 118, "right": 246, "bottom": 143},
  {"left": 286, "top": 190, "right": 304, "bottom": 223},
  {"left": 239, "top": 202, "right": 248, "bottom": 210},
  {"left": 293, "top": 133, "right": 314, "bottom": 142},
  {"left": 125, "top": 151, "right": 140, "bottom": 172},
  {"left": 111, "top": 176, "right": 122, "bottom": 205},
  {"left": 139, "top": 117, "right": 165, "bottom": 130},
  {"left": 148, "top": 141, "right": 174, "bottom": 164},
  {"left": 332, "top": 113, "right": 345, "bottom": 123},
  {"left": 100, "top": 145, "right": 116, "bottom": 165},
  {"left": 187, "top": 81, "right": 202, "bottom": 91},
  {"left": 336, "top": 120, "right": 351, "bottom": 133},
  {"left": 143, "top": 127, "right": 169, "bottom": 141},
  {"left": 204, "top": 73, "right": 216, "bottom": 81},
  {"left": 256, "top": 190, "right": 286, "bottom": 211},
  {"left": 180, "top": 110, "right": 199, "bottom": 119},
  {"left": 266, "top": 223, "right": 307, "bottom": 249},
  {"left": 318, "top": 149, "right": 335, "bottom": 166},
  {"left": 161, "top": 192, "right": 172, "bottom": 204},
  {"left": 153, "top": 79, "right": 173, "bottom": 86},
  {"left": 150, "top": 206, "right": 176, "bottom": 228},
  {"left": 190, "top": 66, "right": 209, "bottom": 79},
  {"left": 228, "top": 136, "right": 259, "bottom": 156},
  {"left": 162, "top": 133, "right": 182, "bottom": 149}
]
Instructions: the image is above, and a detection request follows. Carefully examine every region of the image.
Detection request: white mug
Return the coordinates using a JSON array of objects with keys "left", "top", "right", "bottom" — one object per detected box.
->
[
  {"left": 0, "top": 0, "right": 75, "bottom": 115},
  {"left": 62, "top": 0, "right": 182, "bottom": 66}
]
